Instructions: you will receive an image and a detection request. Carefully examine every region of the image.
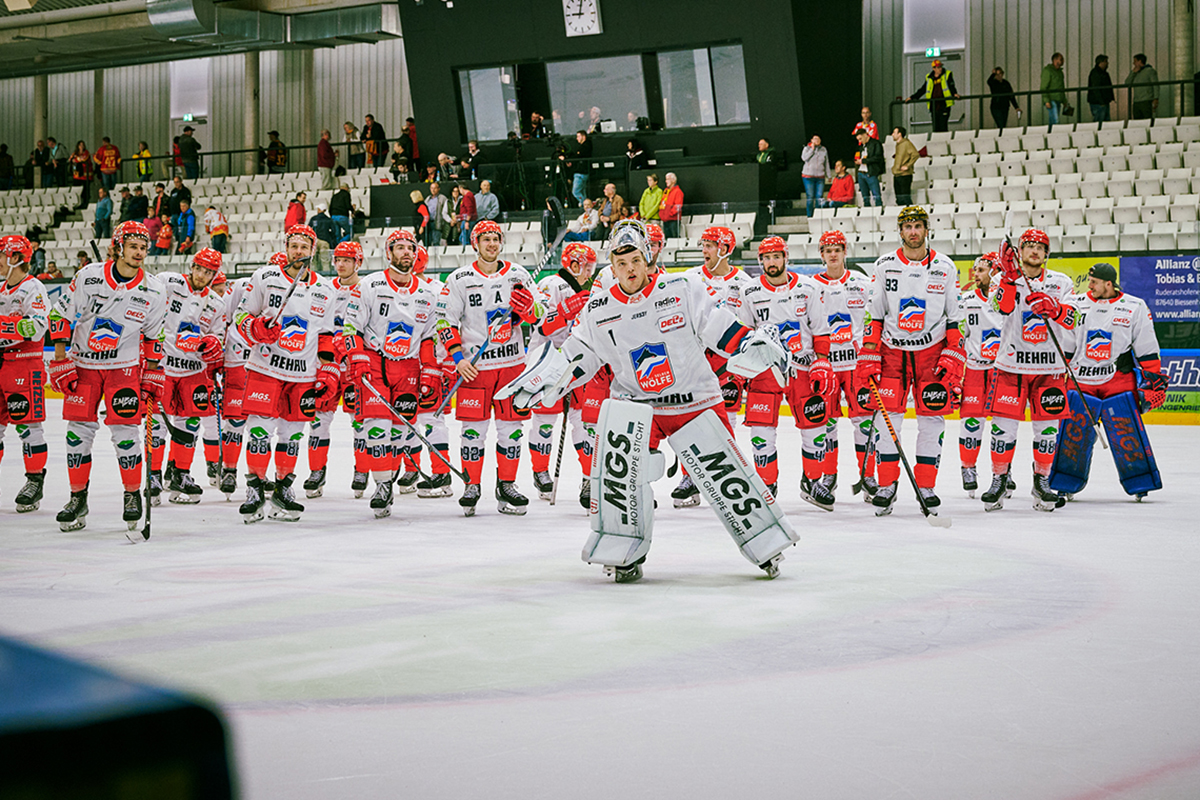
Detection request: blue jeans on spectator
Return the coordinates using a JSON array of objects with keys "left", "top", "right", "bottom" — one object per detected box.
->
[
  {"left": 1046, "top": 101, "right": 1061, "bottom": 129},
  {"left": 331, "top": 215, "right": 352, "bottom": 244},
  {"left": 210, "top": 233, "right": 227, "bottom": 253},
  {"left": 803, "top": 177, "right": 824, "bottom": 217},
  {"left": 571, "top": 173, "right": 588, "bottom": 208},
  {"left": 184, "top": 162, "right": 199, "bottom": 180},
  {"left": 349, "top": 153, "right": 366, "bottom": 170},
  {"left": 426, "top": 228, "right": 441, "bottom": 247},
  {"left": 662, "top": 219, "right": 679, "bottom": 239},
  {"left": 100, "top": 172, "right": 117, "bottom": 191},
  {"left": 459, "top": 220, "right": 473, "bottom": 247},
  {"left": 563, "top": 230, "right": 593, "bottom": 243},
  {"left": 41, "top": 170, "right": 55, "bottom": 188},
  {"left": 1090, "top": 103, "right": 1111, "bottom": 122},
  {"left": 94, "top": 219, "right": 111, "bottom": 239},
  {"left": 857, "top": 173, "right": 882, "bottom": 207}
]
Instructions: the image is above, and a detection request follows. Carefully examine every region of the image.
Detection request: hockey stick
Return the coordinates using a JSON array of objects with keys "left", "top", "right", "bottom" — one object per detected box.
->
[
  {"left": 137, "top": 399, "right": 155, "bottom": 541},
  {"left": 432, "top": 314, "right": 510, "bottom": 418},
  {"left": 548, "top": 396, "right": 570, "bottom": 505},
  {"left": 867, "top": 377, "right": 951, "bottom": 528},
  {"left": 359, "top": 376, "right": 468, "bottom": 483},
  {"left": 212, "top": 370, "right": 224, "bottom": 486},
  {"left": 852, "top": 412, "right": 878, "bottom": 495},
  {"left": 266, "top": 255, "right": 314, "bottom": 326}
]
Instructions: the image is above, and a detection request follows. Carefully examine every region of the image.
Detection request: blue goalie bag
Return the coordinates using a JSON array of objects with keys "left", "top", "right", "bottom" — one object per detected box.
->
[
  {"left": 1049, "top": 390, "right": 1101, "bottom": 495},
  {"left": 1100, "top": 391, "right": 1162, "bottom": 497}
]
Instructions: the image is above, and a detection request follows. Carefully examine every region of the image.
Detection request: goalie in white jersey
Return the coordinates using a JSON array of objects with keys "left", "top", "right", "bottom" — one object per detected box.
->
[{"left": 498, "top": 221, "right": 799, "bottom": 582}]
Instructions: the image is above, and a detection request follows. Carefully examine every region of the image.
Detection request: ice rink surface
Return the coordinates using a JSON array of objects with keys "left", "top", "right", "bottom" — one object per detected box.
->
[{"left": 3, "top": 400, "right": 1199, "bottom": 799}]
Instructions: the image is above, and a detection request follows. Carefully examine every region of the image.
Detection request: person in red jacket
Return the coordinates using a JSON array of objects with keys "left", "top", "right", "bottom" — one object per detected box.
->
[
  {"left": 93, "top": 137, "right": 121, "bottom": 192},
  {"left": 457, "top": 184, "right": 477, "bottom": 246},
  {"left": 823, "top": 160, "right": 856, "bottom": 208},
  {"left": 658, "top": 172, "right": 684, "bottom": 239},
  {"left": 284, "top": 192, "right": 307, "bottom": 229}
]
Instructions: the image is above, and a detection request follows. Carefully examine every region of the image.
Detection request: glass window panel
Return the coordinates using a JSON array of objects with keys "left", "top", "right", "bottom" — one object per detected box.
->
[
  {"left": 657, "top": 49, "right": 716, "bottom": 128},
  {"left": 458, "top": 66, "right": 519, "bottom": 142},
  {"left": 711, "top": 45, "right": 750, "bottom": 124},
  {"left": 547, "top": 56, "right": 648, "bottom": 134}
]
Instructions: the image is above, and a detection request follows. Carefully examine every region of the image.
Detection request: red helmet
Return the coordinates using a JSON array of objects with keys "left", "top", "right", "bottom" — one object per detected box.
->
[
  {"left": 977, "top": 251, "right": 1000, "bottom": 271},
  {"left": 645, "top": 223, "right": 665, "bottom": 246},
  {"left": 333, "top": 240, "right": 364, "bottom": 267},
  {"left": 1019, "top": 228, "right": 1051, "bottom": 251},
  {"left": 285, "top": 224, "right": 317, "bottom": 248},
  {"left": 561, "top": 242, "right": 598, "bottom": 273},
  {"left": 471, "top": 219, "right": 504, "bottom": 251},
  {"left": 414, "top": 245, "right": 429, "bottom": 275},
  {"left": 757, "top": 235, "right": 787, "bottom": 258},
  {"left": 386, "top": 229, "right": 417, "bottom": 254},
  {"left": 192, "top": 247, "right": 223, "bottom": 272},
  {"left": 1, "top": 235, "right": 33, "bottom": 265},
  {"left": 269, "top": 251, "right": 288, "bottom": 269},
  {"left": 700, "top": 226, "right": 736, "bottom": 256},
  {"left": 211, "top": 269, "right": 227, "bottom": 287},
  {"left": 818, "top": 230, "right": 847, "bottom": 250},
  {"left": 112, "top": 221, "right": 151, "bottom": 255}
]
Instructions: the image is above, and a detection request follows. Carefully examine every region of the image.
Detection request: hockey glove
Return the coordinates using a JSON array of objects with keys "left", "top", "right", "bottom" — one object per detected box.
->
[
  {"left": 1139, "top": 370, "right": 1169, "bottom": 411},
  {"left": 808, "top": 357, "right": 836, "bottom": 398},
  {"left": 997, "top": 240, "right": 1023, "bottom": 283},
  {"left": 314, "top": 363, "right": 342, "bottom": 412},
  {"left": 198, "top": 335, "right": 223, "bottom": 371},
  {"left": 418, "top": 365, "right": 444, "bottom": 411},
  {"left": 726, "top": 325, "right": 790, "bottom": 384},
  {"left": 933, "top": 343, "right": 967, "bottom": 397},
  {"left": 240, "top": 314, "right": 280, "bottom": 345},
  {"left": 48, "top": 357, "right": 78, "bottom": 394},
  {"left": 1028, "top": 292, "right": 1074, "bottom": 327},
  {"left": 140, "top": 365, "right": 166, "bottom": 404},
  {"left": 510, "top": 283, "right": 544, "bottom": 324},
  {"left": 496, "top": 341, "right": 574, "bottom": 410},
  {"left": 855, "top": 350, "right": 883, "bottom": 389},
  {"left": 540, "top": 291, "right": 591, "bottom": 335}
]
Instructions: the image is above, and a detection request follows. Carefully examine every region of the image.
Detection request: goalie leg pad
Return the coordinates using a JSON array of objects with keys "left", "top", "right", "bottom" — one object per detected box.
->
[
  {"left": 1049, "top": 390, "right": 1099, "bottom": 495},
  {"left": 581, "top": 399, "right": 661, "bottom": 569},
  {"left": 668, "top": 409, "right": 800, "bottom": 568},
  {"left": 1100, "top": 391, "right": 1162, "bottom": 497}
]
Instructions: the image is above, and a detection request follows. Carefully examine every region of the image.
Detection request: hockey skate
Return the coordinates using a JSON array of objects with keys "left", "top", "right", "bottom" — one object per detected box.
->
[
  {"left": 962, "top": 465, "right": 978, "bottom": 498},
  {"left": 459, "top": 483, "right": 482, "bottom": 516},
  {"left": 671, "top": 474, "right": 700, "bottom": 508},
  {"left": 579, "top": 477, "right": 591, "bottom": 510},
  {"left": 351, "top": 471, "right": 368, "bottom": 498},
  {"left": 304, "top": 467, "right": 326, "bottom": 498},
  {"left": 767, "top": 483, "right": 778, "bottom": 498},
  {"left": 148, "top": 469, "right": 163, "bottom": 507},
  {"left": 57, "top": 487, "right": 89, "bottom": 532},
  {"left": 219, "top": 467, "right": 238, "bottom": 499},
  {"left": 123, "top": 491, "right": 143, "bottom": 531},
  {"left": 533, "top": 471, "right": 554, "bottom": 500},
  {"left": 15, "top": 470, "right": 45, "bottom": 512},
  {"left": 417, "top": 473, "right": 453, "bottom": 498},
  {"left": 759, "top": 553, "right": 784, "bottom": 579},
  {"left": 917, "top": 486, "right": 941, "bottom": 509},
  {"left": 269, "top": 474, "right": 304, "bottom": 521},
  {"left": 239, "top": 475, "right": 266, "bottom": 523},
  {"left": 1031, "top": 474, "right": 1066, "bottom": 512},
  {"left": 981, "top": 470, "right": 1008, "bottom": 511},
  {"left": 369, "top": 480, "right": 394, "bottom": 518},
  {"left": 206, "top": 460, "right": 220, "bottom": 487},
  {"left": 1005, "top": 475, "right": 1017, "bottom": 498},
  {"left": 605, "top": 557, "right": 645, "bottom": 584},
  {"left": 799, "top": 475, "right": 835, "bottom": 512},
  {"left": 872, "top": 482, "right": 898, "bottom": 516},
  {"left": 860, "top": 476, "right": 879, "bottom": 503},
  {"left": 167, "top": 463, "right": 203, "bottom": 504},
  {"left": 496, "top": 481, "right": 529, "bottom": 516},
  {"left": 395, "top": 470, "right": 420, "bottom": 494}
]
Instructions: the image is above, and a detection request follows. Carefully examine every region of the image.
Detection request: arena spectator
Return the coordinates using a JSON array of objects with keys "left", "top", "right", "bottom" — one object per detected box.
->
[
  {"left": 563, "top": 198, "right": 599, "bottom": 242},
  {"left": 458, "top": 183, "right": 477, "bottom": 246},
  {"left": 801, "top": 135, "right": 832, "bottom": 217},
  {"left": 179, "top": 126, "right": 201, "bottom": 179},
  {"left": 317, "top": 129, "right": 337, "bottom": 189},
  {"left": 28, "top": 240, "right": 45, "bottom": 275},
  {"left": 134, "top": 141, "right": 154, "bottom": 182},
  {"left": 594, "top": 183, "right": 625, "bottom": 241},
  {"left": 389, "top": 142, "right": 409, "bottom": 181},
  {"left": 266, "top": 131, "right": 288, "bottom": 174},
  {"left": 93, "top": 137, "right": 121, "bottom": 191},
  {"left": 639, "top": 173, "right": 663, "bottom": 220},
  {"left": 425, "top": 182, "right": 448, "bottom": 246},
  {"left": 362, "top": 114, "right": 387, "bottom": 168},
  {"left": 175, "top": 199, "right": 196, "bottom": 254},
  {"left": 1041, "top": 52, "right": 1067, "bottom": 129},
  {"left": 344, "top": 122, "right": 365, "bottom": 170},
  {"left": 562, "top": 131, "right": 592, "bottom": 207},
  {"left": 171, "top": 136, "right": 182, "bottom": 175},
  {"left": 144, "top": 211, "right": 162, "bottom": 243},
  {"left": 987, "top": 67, "right": 1021, "bottom": 130},
  {"left": 204, "top": 204, "right": 229, "bottom": 253},
  {"left": 1127, "top": 54, "right": 1160, "bottom": 119},
  {"left": 329, "top": 183, "right": 354, "bottom": 244},
  {"left": 403, "top": 117, "right": 420, "bottom": 169},
  {"left": 397, "top": 126, "right": 416, "bottom": 174},
  {"left": 906, "top": 59, "right": 959, "bottom": 133},
  {"left": 476, "top": 180, "right": 500, "bottom": 222},
  {"left": 94, "top": 188, "right": 113, "bottom": 239},
  {"left": 69, "top": 141, "right": 93, "bottom": 199},
  {"left": 309, "top": 202, "right": 337, "bottom": 267},
  {"left": 756, "top": 138, "right": 778, "bottom": 167},
  {"left": 445, "top": 185, "right": 462, "bottom": 243},
  {"left": 30, "top": 141, "right": 48, "bottom": 187},
  {"left": 151, "top": 213, "right": 173, "bottom": 255},
  {"left": 47, "top": 138, "right": 68, "bottom": 187},
  {"left": 37, "top": 261, "right": 63, "bottom": 281},
  {"left": 436, "top": 153, "right": 458, "bottom": 182},
  {"left": 150, "top": 182, "right": 168, "bottom": 220},
  {"left": 854, "top": 129, "right": 885, "bottom": 207},
  {"left": 823, "top": 161, "right": 855, "bottom": 208},
  {"left": 891, "top": 126, "right": 919, "bottom": 206},
  {"left": 527, "top": 111, "right": 550, "bottom": 139},
  {"left": 851, "top": 107, "right": 879, "bottom": 139},
  {"left": 422, "top": 165, "right": 437, "bottom": 183},
  {"left": 129, "top": 186, "right": 149, "bottom": 221},
  {"left": 168, "top": 175, "right": 191, "bottom": 217},
  {"left": 1087, "top": 55, "right": 1115, "bottom": 122},
  {"left": 0, "top": 144, "right": 12, "bottom": 190},
  {"left": 460, "top": 141, "right": 484, "bottom": 179},
  {"left": 117, "top": 187, "right": 135, "bottom": 222},
  {"left": 626, "top": 138, "right": 649, "bottom": 171},
  {"left": 285, "top": 192, "right": 307, "bottom": 229},
  {"left": 410, "top": 188, "right": 430, "bottom": 240},
  {"left": 659, "top": 172, "right": 684, "bottom": 238}
]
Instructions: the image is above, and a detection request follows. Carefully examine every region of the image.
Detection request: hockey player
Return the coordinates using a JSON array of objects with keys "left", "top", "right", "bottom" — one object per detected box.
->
[
  {"left": 856, "top": 206, "right": 965, "bottom": 516},
  {"left": 1051, "top": 262, "right": 1166, "bottom": 498},
  {"left": 46, "top": 221, "right": 167, "bottom": 533},
  {"left": 435, "top": 219, "right": 542, "bottom": 517},
  {"left": 234, "top": 225, "right": 340, "bottom": 522},
  {"left": 200, "top": 268, "right": 229, "bottom": 486},
  {"left": 408, "top": 244, "right": 455, "bottom": 499},
  {"left": 213, "top": 264, "right": 257, "bottom": 498},
  {"left": 957, "top": 252, "right": 1007, "bottom": 497},
  {"left": 344, "top": 229, "right": 442, "bottom": 517},
  {"left": 152, "top": 247, "right": 226, "bottom": 504},
  {"left": 527, "top": 241, "right": 597, "bottom": 503},
  {"left": 498, "top": 221, "right": 797, "bottom": 582},
  {"left": 305, "top": 239, "right": 364, "bottom": 498},
  {"left": 982, "top": 229, "right": 1076, "bottom": 511},
  {"left": 0, "top": 235, "right": 51, "bottom": 512}
]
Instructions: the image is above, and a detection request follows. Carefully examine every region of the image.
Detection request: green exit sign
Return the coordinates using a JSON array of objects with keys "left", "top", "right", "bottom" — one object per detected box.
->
[{"left": 925, "top": 47, "right": 941, "bottom": 58}]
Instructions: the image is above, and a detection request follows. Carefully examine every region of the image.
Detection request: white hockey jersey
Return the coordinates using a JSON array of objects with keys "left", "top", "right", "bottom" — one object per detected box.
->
[
  {"left": 51, "top": 261, "right": 167, "bottom": 371},
  {"left": 345, "top": 270, "right": 439, "bottom": 361},
  {"left": 236, "top": 264, "right": 335, "bottom": 382},
  {"left": 1069, "top": 291, "right": 1160, "bottom": 386},
  {"left": 0, "top": 274, "right": 50, "bottom": 350},
  {"left": 733, "top": 272, "right": 815, "bottom": 371},
  {"left": 222, "top": 278, "right": 253, "bottom": 368},
  {"left": 567, "top": 271, "right": 749, "bottom": 414},
  {"left": 805, "top": 270, "right": 872, "bottom": 372},
  {"left": 959, "top": 285, "right": 1005, "bottom": 368},
  {"left": 159, "top": 272, "right": 227, "bottom": 378},
  {"left": 685, "top": 264, "right": 753, "bottom": 311},
  {"left": 991, "top": 268, "right": 1075, "bottom": 375},
  {"left": 436, "top": 260, "right": 540, "bottom": 371},
  {"left": 867, "top": 248, "right": 962, "bottom": 351},
  {"left": 330, "top": 276, "right": 358, "bottom": 330}
]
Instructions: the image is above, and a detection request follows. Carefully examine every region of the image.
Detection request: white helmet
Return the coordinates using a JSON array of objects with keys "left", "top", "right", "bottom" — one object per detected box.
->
[{"left": 608, "top": 219, "right": 650, "bottom": 264}]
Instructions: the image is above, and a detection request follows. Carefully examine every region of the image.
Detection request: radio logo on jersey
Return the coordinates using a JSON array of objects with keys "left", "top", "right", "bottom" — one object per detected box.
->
[
  {"left": 1021, "top": 311, "right": 1048, "bottom": 344},
  {"left": 630, "top": 342, "right": 675, "bottom": 392},
  {"left": 828, "top": 312, "right": 853, "bottom": 344},
  {"left": 486, "top": 307, "right": 513, "bottom": 344},
  {"left": 87, "top": 317, "right": 123, "bottom": 352},
  {"left": 278, "top": 315, "right": 308, "bottom": 353},
  {"left": 175, "top": 321, "right": 202, "bottom": 352},
  {"left": 980, "top": 328, "right": 1001, "bottom": 360},
  {"left": 777, "top": 320, "right": 803, "bottom": 354},
  {"left": 898, "top": 297, "right": 926, "bottom": 332},
  {"left": 384, "top": 320, "right": 414, "bottom": 358},
  {"left": 1085, "top": 329, "right": 1112, "bottom": 361}
]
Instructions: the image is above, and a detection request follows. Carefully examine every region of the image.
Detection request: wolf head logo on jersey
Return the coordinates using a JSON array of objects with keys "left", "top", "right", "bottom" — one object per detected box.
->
[
  {"left": 828, "top": 312, "right": 853, "bottom": 344},
  {"left": 486, "top": 307, "right": 513, "bottom": 345},
  {"left": 278, "top": 315, "right": 308, "bottom": 352},
  {"left": 1085, "top": 329, "right": 1113, "bottom": 361},
  {"left": 384, "top": 320, "right": 414, "bottom": 358},
  {"left": 776, "top": 320, "right": 803, "bottom": 354},
  {"left": 898, "top": 297, "right": 926, "bottom": 332},
  {"left": 629, "top": 342, "right": 675, "bottom": 392},
  {"left": 980, "top": 328, "right": 1001, "bottom": 360},
  {"left": 175, "top": 321, "right": 201, "bottom": 352},
  {"left": 87, "top": 317, "right": 123, "bottom": 352},
  {"left": 1021, "top": 311, "right": 1047, "bottom": 344}
]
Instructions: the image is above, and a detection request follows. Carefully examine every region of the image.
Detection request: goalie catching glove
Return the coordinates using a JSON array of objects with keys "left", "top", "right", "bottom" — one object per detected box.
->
[
  {"left": 495, "top": 341, "right": 578, "bottom": 410},
  {"left": 725, "top": 324, "right": 790, "bottom": 384}
]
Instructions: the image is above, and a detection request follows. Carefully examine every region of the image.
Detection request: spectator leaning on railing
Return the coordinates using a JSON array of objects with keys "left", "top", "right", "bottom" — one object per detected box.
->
[{"left": 1127, "top": 54, "right": 1160, "bottom": 120}]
